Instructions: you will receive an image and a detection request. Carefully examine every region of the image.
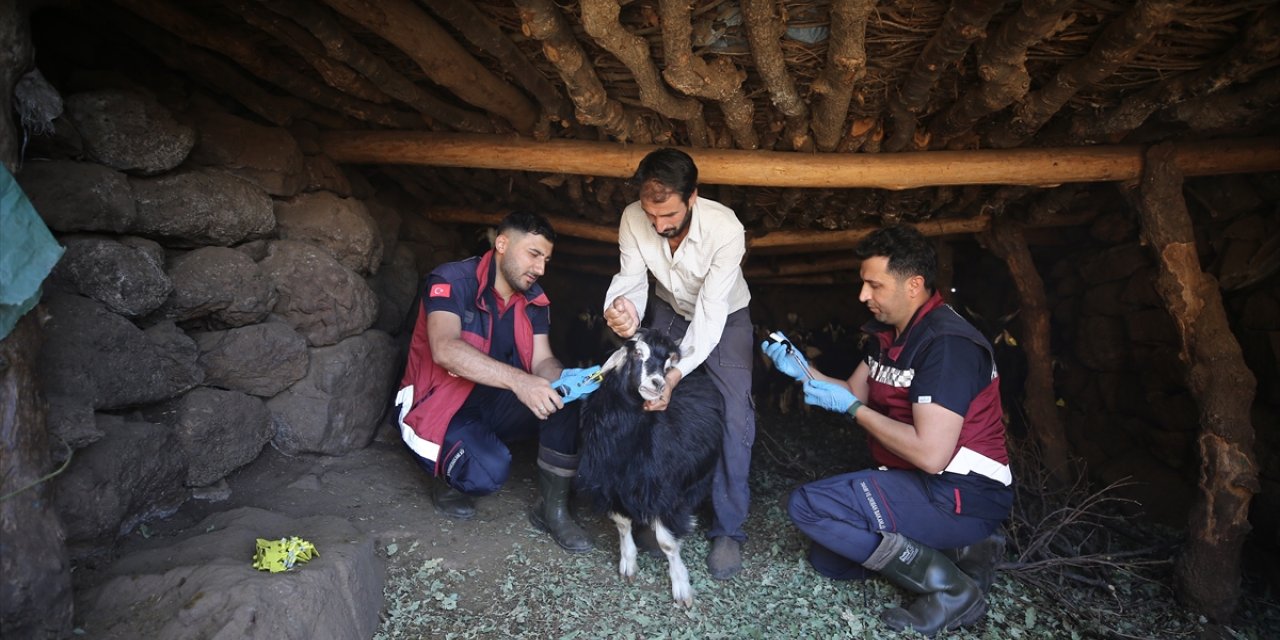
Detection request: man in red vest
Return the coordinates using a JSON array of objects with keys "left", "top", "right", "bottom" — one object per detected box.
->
[
  {"left": 765, "top": 225, "right": 1012, "bottom": 636},
  {"left": 395, "top": 211, "right": 598, "bottom": 553}
]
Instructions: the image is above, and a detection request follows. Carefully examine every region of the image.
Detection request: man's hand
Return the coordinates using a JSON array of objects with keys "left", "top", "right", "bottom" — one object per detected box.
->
[
  {"left": 802, "top": 379, "right": 858, "bottom": 414},
  {"left": 761, "top": 338, "right": 810, "bottom": 381},
  {"left": 553, "top": 365, "right": 602, "bottom": 403},
  {"left": 604, "top": 296, "right": 640, "bottom": 338},
  {"left": 643, "top": 368, "right": 682, "bottom": 412},
  {"left": 513, "top": 373, "right": 565, "bottom": 420}
]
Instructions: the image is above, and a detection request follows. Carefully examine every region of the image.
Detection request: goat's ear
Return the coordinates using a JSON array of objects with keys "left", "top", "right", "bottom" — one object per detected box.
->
[{"left": 601, "top": 346, "right": 628, "bottom": 374}]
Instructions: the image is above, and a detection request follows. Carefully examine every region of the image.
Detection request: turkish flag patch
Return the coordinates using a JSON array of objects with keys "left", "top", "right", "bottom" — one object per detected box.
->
[{"left": 429, "top": 283, "right": 452, "bottom": 298}]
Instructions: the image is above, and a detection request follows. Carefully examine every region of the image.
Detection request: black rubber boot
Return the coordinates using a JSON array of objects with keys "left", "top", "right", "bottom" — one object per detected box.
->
[
  {"left": 432, "top": 483, "right": 476, "bottom": 520},
  {"left": 942, "top": 530, "right": 1006, "bottom": 595},
  {"left": 529, "top": 466, "right": 593, "bottom": 553},
  {"left": 863, "top": 532, "right": 986, "bottom": 637}
]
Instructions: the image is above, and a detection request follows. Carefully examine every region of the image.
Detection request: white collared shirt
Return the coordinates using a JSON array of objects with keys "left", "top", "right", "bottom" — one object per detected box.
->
[{"left": 603, "top": 196, "right": 751, "bottom": 377}]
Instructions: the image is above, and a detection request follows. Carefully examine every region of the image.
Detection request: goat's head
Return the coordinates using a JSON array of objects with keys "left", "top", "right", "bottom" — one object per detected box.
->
[{"left": 600, "top": 328, "right": 687, "bottom": 402}]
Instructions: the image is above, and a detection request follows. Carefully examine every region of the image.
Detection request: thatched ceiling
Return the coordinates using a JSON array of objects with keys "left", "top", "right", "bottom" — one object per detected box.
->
[{"left": 26, "top": 0, "right": 1280, "bottom": 269}]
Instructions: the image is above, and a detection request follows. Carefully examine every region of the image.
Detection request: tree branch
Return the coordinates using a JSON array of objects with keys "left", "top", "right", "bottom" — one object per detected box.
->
[
  {"left": 317, "top": 0, "right": 537, "bottom": 134},
  {"left": 579, "top": 0, "right": 708, "bottom": 146},
  {"left": 658, "top": 0, "right": 757, "bottom": 150},
  {"left": 810, "top": 0, "right": 877, "bottom": 152}
]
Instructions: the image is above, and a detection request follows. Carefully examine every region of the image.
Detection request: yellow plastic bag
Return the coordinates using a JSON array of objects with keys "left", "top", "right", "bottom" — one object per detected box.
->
[{"left": 252, "top": 536, "right": 318, "bottom": 573}]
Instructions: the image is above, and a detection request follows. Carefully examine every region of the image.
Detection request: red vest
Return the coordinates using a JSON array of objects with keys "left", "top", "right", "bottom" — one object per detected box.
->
[
  {"left": 862, "top": 292, "right": 1007, "bottom": 470},
  {"left": 395, "top": 250, "right": 548, "bottom": 474}
]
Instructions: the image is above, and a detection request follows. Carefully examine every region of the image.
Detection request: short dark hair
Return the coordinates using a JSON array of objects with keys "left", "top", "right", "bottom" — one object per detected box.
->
[
  {"left": 632, "top": 148, "right": 697, "bottom": 201},
  {"left": 854, "top": 225, "right": 937, "bottom": 292},
  {"left": 497, "top": 210, "right": 557, "bottom": 243}
]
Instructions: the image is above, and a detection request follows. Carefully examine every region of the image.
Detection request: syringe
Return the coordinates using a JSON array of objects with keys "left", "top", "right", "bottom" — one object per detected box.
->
[{"left": 768, "top": 331, "right": 814, "bottom": 381}]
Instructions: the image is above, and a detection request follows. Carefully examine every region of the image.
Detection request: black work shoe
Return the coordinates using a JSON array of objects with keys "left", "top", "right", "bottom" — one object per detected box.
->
[
  {"left": 432, "top": 484, "right": 476, "bottom": 520},
  {"left": 707, "top": 536, "right": 743, "bottom": 580}
]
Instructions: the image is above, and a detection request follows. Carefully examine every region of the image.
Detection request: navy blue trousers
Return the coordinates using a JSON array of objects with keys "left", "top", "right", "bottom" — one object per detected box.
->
[
  {"left": 423, "top": 384, "right": 580, "bottom": 496},
  {"left": 649, "top": 300, "right": 755, "bottom": 542},
  {"left": 788, "top": 468, "right": 1009, "bottom": 580}
]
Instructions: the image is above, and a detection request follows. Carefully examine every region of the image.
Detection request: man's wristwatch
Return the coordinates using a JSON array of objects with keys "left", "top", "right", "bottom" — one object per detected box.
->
[{"left": 846, "top": 399, "right": 863, "bottom": 419}]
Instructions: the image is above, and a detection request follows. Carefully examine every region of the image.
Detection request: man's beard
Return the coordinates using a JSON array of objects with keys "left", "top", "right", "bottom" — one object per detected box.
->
[
  {"left": 657, "top": 210, "right": 692, "bottom": 238},
  {"left": 500, "top": 258, "right": 534, "bottom": 292}
]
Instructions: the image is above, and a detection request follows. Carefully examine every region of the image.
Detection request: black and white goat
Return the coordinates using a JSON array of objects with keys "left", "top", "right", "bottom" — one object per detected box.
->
[{"left": 576, "top": 328, "right": 724, "bottom": 607}]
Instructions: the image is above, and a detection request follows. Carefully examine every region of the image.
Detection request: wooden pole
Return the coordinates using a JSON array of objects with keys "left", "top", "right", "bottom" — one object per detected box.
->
[
  {"left": 750, "top": 216, "right": 991, "bottom": 252},
  {"left": 1137, "top": 142, "right": 1258, "bottom": 622},
  {"left": 980, "top": 219, "right": 1075, "bottom": 485},
  {"left": 422, "top": 207, "right": 993, "bottom": 253},
  {"left": 320, "top": 131, "right": 1280, "bottom": 189}
]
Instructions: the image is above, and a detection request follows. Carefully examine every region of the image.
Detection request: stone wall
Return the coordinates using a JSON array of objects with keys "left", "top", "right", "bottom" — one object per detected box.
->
[
  {"left": 1044, "top": 177, "right": 1280, "bottom": 533},
  {"left": 14, "top": 87, "right": 463, "bottom": 570}
]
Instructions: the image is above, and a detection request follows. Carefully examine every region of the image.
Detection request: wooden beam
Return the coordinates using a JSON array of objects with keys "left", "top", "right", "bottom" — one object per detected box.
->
[
  {"left": 317, "top": 0, "right": 537, "bottom": 134},
  {"left": 259, "top": 0, "right": 494, "bottom": 133},
  {"left": 980, "top": 219, "right": 1075, "bottom": 485},
  {"left": 425, "top": 206, "right": 619, "bottom": 243},
  {"left": 986, "top": 0, "right": 1187, "bottom": 148},
  {"left": 658, "top": 0, "right": 757, "bottom": 150},
  {"left": 422, "top": 206, "right": 995, "bottom": 252},
  {"left": 1074, "top": 3, "right": 1280, "bottom": 141},
  {"left": 514, "top": 0, "right": 646, "bottom": 143},
  {"left": 112, "top": 0, "right": 423, "bottom": 128},
  {"left": 741, "top": 0, "right": 811, "bottom": 151},
  {"left": 321, "top": 132, "right": 1280, "bottom": 189},
  {"left": 418, "top": 0, "right": 570, "bottom": 124},
  {"left": 1138, "top": 142, "right": 1258, "bottom": 622},
  {"left": 744, "top": 255, "right": 861, "bottom": 279},
  {"left": 228, "top": 0, "right": 390, "bottom": 105},
  {"left": 106, "top": 8, "right": 309, "bottom": 127},
  {"left": 750, "top": 216, "right": 992, "bottom": 252},
  {"left": 929, "top": 0, "right": 1076, "bottom": 148},
  {"left": 580, "top": 0, "right": 707, "bottom": 145},
  {"left": 885, "top": 0, "right": 1004, "bottom": 153},
  {"left": 809, "top": 0, "right": 876, "bottom": 152}
]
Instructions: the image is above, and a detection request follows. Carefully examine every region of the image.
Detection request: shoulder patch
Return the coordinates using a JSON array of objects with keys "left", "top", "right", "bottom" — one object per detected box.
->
[{"left": 429, "top": 283, "right": 452, "bottom": 298}]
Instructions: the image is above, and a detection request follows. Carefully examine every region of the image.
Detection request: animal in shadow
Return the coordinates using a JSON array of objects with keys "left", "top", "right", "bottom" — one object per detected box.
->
[{"left": 576, "top": 328, "right": 724, "bottom": 607}]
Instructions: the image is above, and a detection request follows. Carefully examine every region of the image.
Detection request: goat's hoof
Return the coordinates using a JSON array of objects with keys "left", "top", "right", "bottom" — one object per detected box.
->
[{"left": 671, "top": 577, "right": 694, "bottom": 608}]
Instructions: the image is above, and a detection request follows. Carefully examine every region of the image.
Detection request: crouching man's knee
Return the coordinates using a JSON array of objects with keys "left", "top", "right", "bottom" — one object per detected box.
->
[{"left": 440, "top": 433, "right": 512, "bottom": 495}]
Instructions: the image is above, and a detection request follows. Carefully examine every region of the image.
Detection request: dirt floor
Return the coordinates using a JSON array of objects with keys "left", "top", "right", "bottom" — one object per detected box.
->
[{"left": 74, "top": 410, "right": 1279, "bottom": 639}]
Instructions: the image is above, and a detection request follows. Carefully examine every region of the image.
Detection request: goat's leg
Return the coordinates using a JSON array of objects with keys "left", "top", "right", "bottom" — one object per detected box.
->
[
  {"left": 609, "top": 512, "right": 637, "bottom": 581},
  {"left": 652, "top": 518, "right": 693, "bottom": 607}
]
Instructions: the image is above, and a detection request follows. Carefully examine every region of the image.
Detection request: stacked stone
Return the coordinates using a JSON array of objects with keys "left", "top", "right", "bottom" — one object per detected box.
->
[
  {"left": 1045, "top": 179, "right": 1280, "bottom": 527},
  {"left": 15, "top": 87, "right": 452, "bottom": 562}
]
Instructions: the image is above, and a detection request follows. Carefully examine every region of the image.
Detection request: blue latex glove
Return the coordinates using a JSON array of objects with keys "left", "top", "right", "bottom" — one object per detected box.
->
[
  {"left": 553, "top": 365, "right": 603, "bottom": 403},
  {"left": 803, "top": 379, "right": 859, "bottom": 414},
  {"left": 761, "top": 337, "right": 809, "bottom": 381}
]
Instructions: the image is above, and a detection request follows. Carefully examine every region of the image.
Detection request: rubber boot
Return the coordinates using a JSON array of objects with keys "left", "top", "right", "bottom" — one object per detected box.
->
[
  {"left": 942, "top": 530, "right": 1006, "bottom": 594},
  {"left": 432, "top": 483, "right": 476, "bottom": 520},
  {"left": 529, "top": 466, "right": 593, "bottom": 553},
  {"left": 863, "top": 532, "right": 986, "bottom": 637}
]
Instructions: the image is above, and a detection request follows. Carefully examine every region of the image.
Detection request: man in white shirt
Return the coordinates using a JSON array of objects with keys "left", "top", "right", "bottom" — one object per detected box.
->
[{"left": 602, "top": 148, "right": 755, "bottom": 580}]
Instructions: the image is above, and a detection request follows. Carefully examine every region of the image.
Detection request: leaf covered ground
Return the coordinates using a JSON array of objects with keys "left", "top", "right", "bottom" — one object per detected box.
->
[{"left": 374, "top": 410, "right": 1279, "bottom": 639}]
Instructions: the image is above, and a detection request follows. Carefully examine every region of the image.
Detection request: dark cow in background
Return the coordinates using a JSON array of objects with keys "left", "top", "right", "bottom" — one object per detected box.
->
[{"left": 576, "top": 328, "right": 724, "bottom": 606}]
